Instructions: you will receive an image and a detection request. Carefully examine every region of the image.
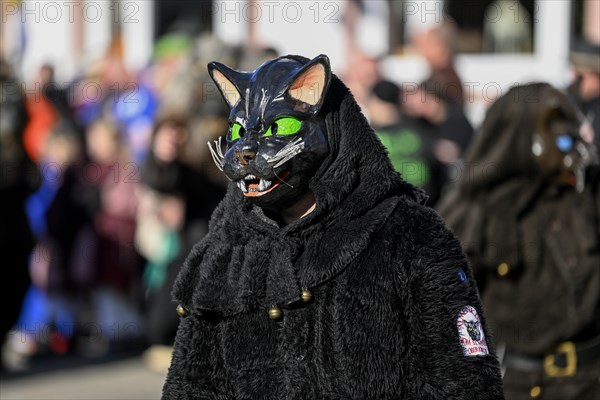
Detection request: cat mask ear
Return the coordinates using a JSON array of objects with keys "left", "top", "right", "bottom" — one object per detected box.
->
[
  {"left": 286, "top": 54, "right": 331, "bottom": 113},
  {"left": 208, "top": 62, "right": 244, "bottom": 109}
]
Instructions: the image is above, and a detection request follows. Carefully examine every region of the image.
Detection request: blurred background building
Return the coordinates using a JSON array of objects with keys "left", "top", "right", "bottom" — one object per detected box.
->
[{"left": 2, "top": 0, "right": 598, "bottom": 123}]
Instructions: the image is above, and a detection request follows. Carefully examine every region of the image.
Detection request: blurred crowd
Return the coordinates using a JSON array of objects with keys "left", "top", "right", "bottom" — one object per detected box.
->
[
  {"left": 1, "top": 4, "right": 600, "bottom": 398},
  {"left": 1, "top": 32, "right": 281, "bottom": 370}
]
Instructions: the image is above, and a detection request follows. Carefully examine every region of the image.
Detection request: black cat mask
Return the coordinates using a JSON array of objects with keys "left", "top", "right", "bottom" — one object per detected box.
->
[{"left": 207, "top": 55, "right": 332, "bottom": 210}]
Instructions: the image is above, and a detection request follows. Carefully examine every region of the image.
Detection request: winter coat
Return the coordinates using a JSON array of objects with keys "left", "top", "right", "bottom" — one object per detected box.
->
[{"left": 163, "top": 75, "right": 504, "bottom": 399}]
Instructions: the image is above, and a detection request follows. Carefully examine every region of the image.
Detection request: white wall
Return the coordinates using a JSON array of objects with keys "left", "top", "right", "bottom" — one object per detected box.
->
[
  {"left": 120, "top": 0, "right": 154, "bottom": 72},
  {"left": 19, "top": 0, "right": 78, "bottom": 82},
  {"left": 212, "top": 0, "right": 347, "bottom": 72},
  {"left": 82, "top": 0, "right": 112, "bottom": 67},
  {"left": 15, "top": 0, "right": 153, "bottom": 82},
  {"left": 255, "top": 0, "right": 346, "bottom": 71}
]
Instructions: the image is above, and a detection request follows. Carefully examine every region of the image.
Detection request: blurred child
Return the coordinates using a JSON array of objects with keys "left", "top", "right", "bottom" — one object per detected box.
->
[
  {"left": 14, "top": 124, "right": 83, "bottom": 364},
  {"left": 83, "top": 118, "right": 144, "bottom": 349}
]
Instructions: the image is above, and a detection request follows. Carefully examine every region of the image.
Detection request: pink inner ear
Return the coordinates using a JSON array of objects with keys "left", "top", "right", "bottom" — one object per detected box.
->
[
  {"left": 213, "top": 70, "right": 241, "bottom": 107},
  {"left": 288, "top": 64, "right": 326, "bottom": 106}
]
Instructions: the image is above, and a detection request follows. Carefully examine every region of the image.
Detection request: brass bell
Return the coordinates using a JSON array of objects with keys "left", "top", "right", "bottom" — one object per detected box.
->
[
  {"left": 176, "top": 304, "right": 188, "bottom": 317},
  {"left": 529, "top": 386, "right": 541, "bottom": 399},
  {"left": 497, "top": 262, "right": 510, "bottom": 277},
  {"left": 301, "top": 289, "right": 312, "bottom": 303},
  {"left": 268, "top": 306, "right": 282, "bottom": 320}
]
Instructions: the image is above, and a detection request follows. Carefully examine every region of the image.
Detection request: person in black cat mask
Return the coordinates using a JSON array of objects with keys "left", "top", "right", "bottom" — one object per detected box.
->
[{"left": 163, "top": 54, "right": 504, "bottom": 399}]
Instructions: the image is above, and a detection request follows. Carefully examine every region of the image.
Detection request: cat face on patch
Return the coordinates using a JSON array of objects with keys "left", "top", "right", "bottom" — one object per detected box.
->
[
  {"left": 207, "top": 55, "right": 331, "bottom": 210},
  {"left": 463, "top": 319, "right": 481, "bottom": 341}
]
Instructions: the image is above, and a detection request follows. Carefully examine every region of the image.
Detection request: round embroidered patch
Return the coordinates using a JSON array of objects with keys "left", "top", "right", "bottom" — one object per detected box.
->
[{"left": 457, "top": 305, "right": 489, "bottom": 356}]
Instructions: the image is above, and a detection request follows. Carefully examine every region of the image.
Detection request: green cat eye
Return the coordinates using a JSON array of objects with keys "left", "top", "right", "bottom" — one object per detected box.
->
[
  {"left": 264, "top": 116, "right": 302, "bottom": 137},
  {"left": 230, "top": 122, "right": 243, "bottom": 141}
]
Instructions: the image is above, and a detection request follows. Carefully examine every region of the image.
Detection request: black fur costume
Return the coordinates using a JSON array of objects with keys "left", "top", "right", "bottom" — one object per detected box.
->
[{"left": 162, "top": 58, "right": 504, "bottom": 399}]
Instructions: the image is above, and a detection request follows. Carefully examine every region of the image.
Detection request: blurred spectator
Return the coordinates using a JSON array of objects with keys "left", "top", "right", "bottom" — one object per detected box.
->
[
  {"left": 365, "top": 80, "right": 402, "bottom": 130},
  {"left": 367, "top": 80, "right": 443, "bottom": 204},
  {"left": 366, "top": 79, "right": 444, "bottom": 205},
  {"left": 82, "top": 118, "right": 144, "bottom": 346},
  {"left": 17, "top": 124, "right": 84, "bottom": 360},
  {"left": 138, "top": 116, "right": 224, "bottom": 371},
  {"left": 341, "top": 51, "right": 381, "bottom": 107},
  {"left": 22, "top": 65, "right": 60, "bottom": 163},
  {"left": 342, "top": 0, "right": 389, "bottom": 59},
  {"left": 367, "top": 78, "right": 471, "bottom": 206},
  {"left": 155, "top": 33, "right": 246, "bottom": 185},
  {"left": 74, "top": 51, "right": 158, "bottom": 163},
  {"left": 408, "top": 78, "right": 474, "bottom": 153},
  {"left": 411, "top": 23, "right": 464, "bottom": 105},
  {"left": 0, "top": 57, "right": 39, "bottom": 368},
  {"left": 401, "top": 79, "right": 474, "bottom": 204},
  {"left": 37, "top": 64, "right": 80, "bottom": 134},
  {"left": 569, "top": 38, "right": 600, "bottom": 146},
  {"left": 111, "top": 80, "right": 158, "bottom": 164},
  {"left": 184, "top": 113, "right": 230, "bottom": 185},
  {"left": 152, "top": 33, "right": 193, "bottom": 101},
  {"left": 341, "top": 0, "right": 383, "bottom": 107},
  {"left": 438, "top": 83, "right": 600, "bottom": 399}
]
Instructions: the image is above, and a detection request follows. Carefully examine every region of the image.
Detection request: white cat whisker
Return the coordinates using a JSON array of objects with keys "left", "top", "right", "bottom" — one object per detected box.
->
[
  {"left": 215, "top": 136, "right": 225, "bottom": 159},
  {"left": 267, "top": 138, "right": 304, "bottom": 165},
  {"left": 272, "top": 148, "right": 303, "bottom": 168},
  {"left": 207, "top": 138, "right": 224, "bottom": 171},
  {"left": 272, "top": 169, "right": 294, "bottom": 189}
]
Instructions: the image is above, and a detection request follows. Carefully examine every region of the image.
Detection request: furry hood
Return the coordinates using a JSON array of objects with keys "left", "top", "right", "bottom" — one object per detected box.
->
[
  {"left": 438, "top": 83, "right": 584, "bottom": 273},
  {"left": 172, "top": 66, "right": 426, "bottom": 316}
]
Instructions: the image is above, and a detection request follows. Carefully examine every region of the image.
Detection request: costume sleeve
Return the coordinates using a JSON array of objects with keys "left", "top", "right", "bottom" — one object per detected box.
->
[
  {"left": 403, "top": 209, "right": 504, "bottom": 400},
  {"left": 162, "top": 312, "right": 233, "bottom": 399}
]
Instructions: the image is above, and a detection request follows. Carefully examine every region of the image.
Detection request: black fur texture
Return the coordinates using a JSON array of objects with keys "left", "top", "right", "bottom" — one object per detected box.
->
[{"left": 162, "top": 60, "right": 504, "bottom": 399}]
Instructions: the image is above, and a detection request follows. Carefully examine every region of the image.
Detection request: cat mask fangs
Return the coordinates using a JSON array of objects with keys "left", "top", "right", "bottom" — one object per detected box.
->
[{"left": 207, "top": 55, "right": 331, "bottom": 210}]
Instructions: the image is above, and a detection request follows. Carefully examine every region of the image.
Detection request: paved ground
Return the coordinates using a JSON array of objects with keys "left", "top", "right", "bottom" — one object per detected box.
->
[{"left": 1, "top": 358, "right": 166, "bottom": 400}]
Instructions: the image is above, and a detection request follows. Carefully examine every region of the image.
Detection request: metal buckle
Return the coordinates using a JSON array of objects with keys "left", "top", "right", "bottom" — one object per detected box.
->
[{"left": 544, "top": 341, "right": 577, "bottom": 377}]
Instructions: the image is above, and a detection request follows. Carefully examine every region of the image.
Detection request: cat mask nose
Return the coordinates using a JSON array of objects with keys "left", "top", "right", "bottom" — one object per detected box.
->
[{"left": 235, "top": 141, "right": 258, "bottom": 165}]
